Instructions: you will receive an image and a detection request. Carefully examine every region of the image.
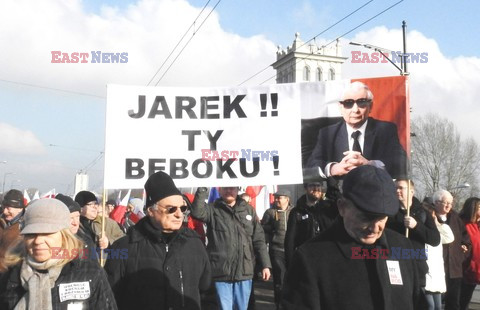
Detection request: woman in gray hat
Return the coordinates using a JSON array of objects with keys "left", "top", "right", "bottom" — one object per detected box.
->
[{"left": 0, "top": 198, "right": 117, "bottom": 310}]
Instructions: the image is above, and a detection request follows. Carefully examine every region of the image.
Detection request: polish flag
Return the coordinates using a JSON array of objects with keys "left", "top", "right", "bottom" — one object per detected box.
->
[
  {"left": 32, "top": 190, "right": 40, "bottom": 200},
  {"left": 245, "top": 186, "right": 272, "bottom": 219},
  {"left": 41, "top": 189, "right": 55, "bottom": 199},
  {"left": 23, "top": 189, "right": 31, "bottom": 206},
  {"left": 109, "top": 189, "right": 131, "bottom": 224}
]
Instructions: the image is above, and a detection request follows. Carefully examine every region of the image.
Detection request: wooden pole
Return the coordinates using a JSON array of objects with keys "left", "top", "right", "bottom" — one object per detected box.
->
[
  {"left": 100, "top": 188, "right": 107, "bottom": 267},
  {"left": 405, "top": 179, "right": 411, "bottom": 238}
]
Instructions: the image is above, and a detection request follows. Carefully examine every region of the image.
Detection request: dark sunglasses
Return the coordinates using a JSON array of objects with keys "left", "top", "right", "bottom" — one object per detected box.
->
[
  {"left": 339, "top": 98, "right": 372, "bottom": 109},
  {"left": 163, "top": 205, "right": 188, "bottom": 214}
]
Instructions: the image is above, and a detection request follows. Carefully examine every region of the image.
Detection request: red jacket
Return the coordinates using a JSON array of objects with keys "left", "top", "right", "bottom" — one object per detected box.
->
[{"left": 464, "top": 222, "right": 480, "bottom": 284}]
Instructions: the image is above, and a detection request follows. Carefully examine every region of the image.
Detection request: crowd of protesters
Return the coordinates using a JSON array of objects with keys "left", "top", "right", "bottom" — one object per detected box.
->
[
  {"left": 0, "top": 175, "right": 478, "bottom": 310},
  {"left": 0, "top": 81, "right": 479, "bottom": 309}
]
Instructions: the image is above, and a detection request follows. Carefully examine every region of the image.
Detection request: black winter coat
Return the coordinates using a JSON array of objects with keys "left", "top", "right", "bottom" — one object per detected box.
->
[
  {"left": 284, "top": 195, "right": 338, "bottom": 267},
  {"left": 282, "top": 220, "right": 421, "bottom": 310},
  {"left": 0, "top": 258, "right": 117, "bottom": 310},
  {"left": 104, "top": 217, "right": 211, "bottom": 310},
  {"left": 387, "top": 197, "right": 440, "bottom": 286},
  {"left": 261, "top": 205, "right": 292, "bottom": 252},
  {"left": 191, "top": 188, "right": 271, "bottom": 282}
]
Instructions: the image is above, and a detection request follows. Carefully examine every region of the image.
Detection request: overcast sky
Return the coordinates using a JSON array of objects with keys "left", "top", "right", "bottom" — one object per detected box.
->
[{"left": 0, "top": 0, "right": 478, "bottom": 195}]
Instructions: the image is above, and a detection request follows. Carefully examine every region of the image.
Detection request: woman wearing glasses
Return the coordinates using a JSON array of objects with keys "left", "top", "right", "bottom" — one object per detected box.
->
[{"left": 105, "top": 171, "right": 211, "bottom": 310}]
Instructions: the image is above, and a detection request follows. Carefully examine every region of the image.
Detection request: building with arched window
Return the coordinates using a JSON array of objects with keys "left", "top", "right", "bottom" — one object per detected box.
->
[
  {"left": 272, "top": 33, "right": 347, "bottom": 84},
  {"left": 303, "top": 66, "right": 311, "bottom": 81}
]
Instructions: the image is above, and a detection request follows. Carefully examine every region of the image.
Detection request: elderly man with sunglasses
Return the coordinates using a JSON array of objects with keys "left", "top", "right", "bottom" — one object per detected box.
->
[
  {"left": 105, "top": 171, "right": 211, "bottom": 310},
  {"left": 306, "top": 81, "right": 407, "bottom": 179}
]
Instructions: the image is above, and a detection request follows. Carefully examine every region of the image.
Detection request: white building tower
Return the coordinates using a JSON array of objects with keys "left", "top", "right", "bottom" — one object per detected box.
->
[{"left": 272, "top": 32, "right": 347, "bottom": 83}]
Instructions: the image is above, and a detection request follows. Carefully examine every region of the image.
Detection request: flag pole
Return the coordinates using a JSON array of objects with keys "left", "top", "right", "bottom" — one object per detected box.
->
[
  {"left": 405, "top": 179, "right": 411, "bottom": 238},
  {"left": 100, "top": 188, "right": 107, "bottom": 267}
]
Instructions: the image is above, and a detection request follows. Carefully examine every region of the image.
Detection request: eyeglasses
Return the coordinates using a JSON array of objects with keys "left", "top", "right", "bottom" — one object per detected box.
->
[
  {"left": 157, "top": 204, "right": 188, "bottom": 214},
  {"left": 85, "top": 202, "right": 99, "bottom": 207},
  {"left": 339, "top": 98, "right": 372, "bottom": 109},
  {"left": 439, "top": 201, "right": 453, "bottom": 206}
]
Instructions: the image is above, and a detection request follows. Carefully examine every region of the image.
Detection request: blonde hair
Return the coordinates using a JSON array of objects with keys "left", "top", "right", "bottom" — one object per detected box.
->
[{"left": 2, "top": 228, "right": 84, "bottom": 268}]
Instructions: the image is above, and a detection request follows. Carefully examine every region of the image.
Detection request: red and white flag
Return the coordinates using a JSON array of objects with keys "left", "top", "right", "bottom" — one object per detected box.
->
[
  {"left": 23, "top": 189, "right": 31, "bottom": 205},
  {"left": 41, "top": 188, "right": 56, "bottom": 199}
]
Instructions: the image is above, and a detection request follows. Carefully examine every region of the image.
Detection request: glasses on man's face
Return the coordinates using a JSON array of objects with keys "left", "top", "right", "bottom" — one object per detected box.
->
[
  {"left": 339, "top": 98, "right": 372, "bottom": 109},
  {"left": 439, "top": 201, "right": 453, "bottom": 206},
  {"left": 157, "top": 204, "right": 188, "bottom": 214},
  {"left": 85, "top": 202, "right": 99, "bottom": 208}
]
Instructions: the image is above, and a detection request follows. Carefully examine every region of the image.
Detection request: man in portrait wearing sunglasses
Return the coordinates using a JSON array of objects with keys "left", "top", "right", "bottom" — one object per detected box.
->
[
  {"left": 191, "top": 186, "right": 272, "bottom": 310},
  {"left": 105, "top": 171, "right": 211, "bottom": 310},
  {"left": 306, "top": 81, "right": 407, "bottom": 179}
]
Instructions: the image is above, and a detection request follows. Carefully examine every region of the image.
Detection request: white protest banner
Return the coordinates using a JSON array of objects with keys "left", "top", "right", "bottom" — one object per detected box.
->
[{"left": 104, "top": 83, "right": 322, "bottom": 188}]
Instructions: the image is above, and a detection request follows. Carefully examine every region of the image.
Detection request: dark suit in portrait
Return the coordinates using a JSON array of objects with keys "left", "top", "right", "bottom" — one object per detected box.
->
[{"left": 306, "top": 117, "right": 407, "bottom": 179}]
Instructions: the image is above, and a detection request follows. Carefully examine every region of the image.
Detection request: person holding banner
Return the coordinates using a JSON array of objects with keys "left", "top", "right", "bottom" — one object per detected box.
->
[
  {"left": 192, "top": 186, "right": 271, "bottom": 310},
  {"left": 105, "top": 171, "right": 211, "bottom": 310},
  {"left": 306, "top": 81, "right": 407, "bottom": 179},
  {"left": 282, "top": 166, "right": 420, "bottom": 309},
  {"left": 74, "top": 191, "right": 124, "bottom": 257},
  {"left": 387, "top": 179, "right": 440, "bottom": 307}
]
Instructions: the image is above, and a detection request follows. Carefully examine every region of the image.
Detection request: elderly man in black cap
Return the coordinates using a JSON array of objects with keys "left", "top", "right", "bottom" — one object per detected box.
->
[
  {"left": 105, "top": 171, "right": 211, "bottom": 310},
  {"left": 0, "top": 189, "right": 25, "bottom": 272},
  {"left": 261, "top": 189, "right": 293, "bottom": 310},
  {"left": 282, "top": 165, "right": 420, "bottom": 309}
]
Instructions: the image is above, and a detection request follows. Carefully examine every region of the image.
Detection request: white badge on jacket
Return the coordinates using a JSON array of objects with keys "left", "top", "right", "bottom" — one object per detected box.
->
[
  {"left": 59, "top": 281, "right": 91, "bottom": 302},
  {"left": 386, "top": 260, "right": 403, "bottom": 285}
]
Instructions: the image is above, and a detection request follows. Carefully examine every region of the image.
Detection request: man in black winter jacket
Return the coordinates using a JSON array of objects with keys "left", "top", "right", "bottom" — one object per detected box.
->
[
  {"left": 283, "top": 166, "right": 421, "bottom": 310},
  {"left": 284, "top": 182, "right": 338, "bottom": 267},
  {"left": 387, "top": 179, "right": 440, "bottom": 288},
  {"left": 105, "top": 172, "right": 211, "bottom": 310}
]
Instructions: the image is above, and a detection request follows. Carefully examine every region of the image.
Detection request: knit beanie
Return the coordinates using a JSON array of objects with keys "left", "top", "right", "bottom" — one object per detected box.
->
[
  {"left": 55, "top": 193, "right": 81, "bottom": 213},
  {"left": 144, "top": 171, "right": 181, "bottom": 207},
  {"left": 74, "top": 191, "right": 98, "bottom": 207}
]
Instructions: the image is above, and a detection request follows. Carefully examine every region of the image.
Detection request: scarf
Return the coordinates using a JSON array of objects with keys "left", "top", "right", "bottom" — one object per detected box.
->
[{"left": 14, "top": 256, "right": 64, "bottom": 310}]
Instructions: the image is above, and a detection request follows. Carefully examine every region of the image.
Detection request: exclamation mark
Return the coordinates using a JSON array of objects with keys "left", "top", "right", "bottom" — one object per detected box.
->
[
  {"left": 272, "top": 155, "right": 279, "bottom": 176},
  {"left": 271, "top": 93, "right": 278, "bottom": 116},
  {"left": 260, "top": 93, "right": 267, "bottom": 117}
]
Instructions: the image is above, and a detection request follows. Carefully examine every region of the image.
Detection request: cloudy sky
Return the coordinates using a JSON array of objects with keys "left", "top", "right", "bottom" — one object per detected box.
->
[{"left": 0, "top": 0, "right": 478, "bottom": 195}]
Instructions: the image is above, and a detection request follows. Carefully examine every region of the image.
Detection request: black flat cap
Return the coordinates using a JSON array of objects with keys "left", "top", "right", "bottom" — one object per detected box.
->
[{"left": 342, "top": 165, "right": 399, "bottom": 216}]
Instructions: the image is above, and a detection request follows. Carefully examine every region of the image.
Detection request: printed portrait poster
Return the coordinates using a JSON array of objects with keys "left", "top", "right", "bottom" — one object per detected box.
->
[
  {"left": 104, "top": 77, "right": 409, "bottom": 189},
  {"left": 301, "top": 75, "right": 410, "bottom": 179}
]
